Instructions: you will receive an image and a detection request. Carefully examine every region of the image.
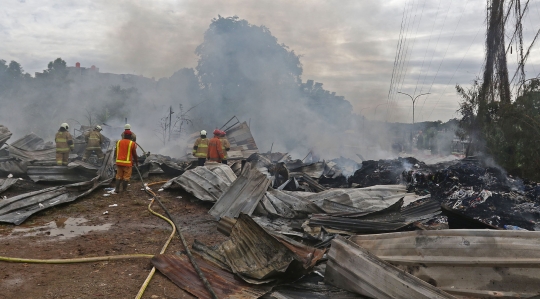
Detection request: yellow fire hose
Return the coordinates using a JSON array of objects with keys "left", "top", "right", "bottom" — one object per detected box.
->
[{"left": 0, "top": 180, "right": 176, "bottom": 299}]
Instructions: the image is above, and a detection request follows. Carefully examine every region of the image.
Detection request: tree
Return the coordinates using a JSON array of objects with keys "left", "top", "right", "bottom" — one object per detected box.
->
[{"left": 42, "top": 58, "right": 68, "bottom": 82}]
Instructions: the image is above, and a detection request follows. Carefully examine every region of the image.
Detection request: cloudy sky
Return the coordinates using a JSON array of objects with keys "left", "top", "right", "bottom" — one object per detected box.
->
[{"left": 2, "top": 0, "right": 540, "bottom": 123}]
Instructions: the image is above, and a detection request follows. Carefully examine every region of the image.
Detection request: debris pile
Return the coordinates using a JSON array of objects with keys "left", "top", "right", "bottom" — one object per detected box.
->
[{"left": 4, "top": 121, "right": 540, "bottom": 298}]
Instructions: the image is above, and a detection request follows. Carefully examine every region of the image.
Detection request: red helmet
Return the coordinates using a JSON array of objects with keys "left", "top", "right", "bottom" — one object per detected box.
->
[
  {"left": 213, "top": 129, "right": 221, "bottom": 135},
  {"left": 219, "top": 130, "right": 226, "bottom": 136}
]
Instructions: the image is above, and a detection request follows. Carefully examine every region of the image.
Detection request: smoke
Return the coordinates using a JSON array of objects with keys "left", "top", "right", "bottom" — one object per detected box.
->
[{"left": 0, "top": 12, "right": 462, "bottom": 165}]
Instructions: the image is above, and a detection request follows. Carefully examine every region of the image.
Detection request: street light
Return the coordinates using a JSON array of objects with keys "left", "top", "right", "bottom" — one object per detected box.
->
[{"left": 397, "top": 92, "right": 431, "bottom": 124}]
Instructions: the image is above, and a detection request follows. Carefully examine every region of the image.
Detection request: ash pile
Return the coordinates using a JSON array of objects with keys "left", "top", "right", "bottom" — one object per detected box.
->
[{"left": 349, "top": 156, "right": 540, "bottom": 230}]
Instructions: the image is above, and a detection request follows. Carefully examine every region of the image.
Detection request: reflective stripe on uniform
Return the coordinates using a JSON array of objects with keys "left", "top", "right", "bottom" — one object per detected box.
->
[
  {"left": 56, "top": 148, "right": 70, "bottom": 152},
  {"left": 116, "top": 140, "right": 134, "bottom": 165}
]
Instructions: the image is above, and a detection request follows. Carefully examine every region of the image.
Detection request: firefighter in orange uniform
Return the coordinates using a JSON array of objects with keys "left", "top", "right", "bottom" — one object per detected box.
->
[
  {"left": 192, "top": 130, "right": 209, "bottom": 166},
  {"left": 55, "top": 123, "right": 74, "bottom": 166},
  {"left": 219, "top": 130, "right": 231, "bottom": 165},
  {"left": 207, "top": 129, "right": 224, "bottom": 163},
  {"left": 114, "top": 131, "right": 138, "bottom": 193}
]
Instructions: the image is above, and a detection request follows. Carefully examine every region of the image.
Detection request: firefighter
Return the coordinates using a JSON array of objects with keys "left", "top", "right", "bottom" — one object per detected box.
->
[
  {"left": 219, "top": 130, "right": 231, "bottom": 165},
  {"left": 121, "top": 124, "right": 137, "bottom": 142},
  {"left": 192, "top": 130, "right": 209, "bottom": 166},
  {"left": 55, "top": 123, "right": 74, "bottom": 166},
  {"left": 82, "top": 125, "right": 105, "bottom": 163},
  {"left": 114, "top": 131, "right": 138, "bottom": 193},
  {"left": 207, "top": 129, "right": 224, "bottom": 163}
]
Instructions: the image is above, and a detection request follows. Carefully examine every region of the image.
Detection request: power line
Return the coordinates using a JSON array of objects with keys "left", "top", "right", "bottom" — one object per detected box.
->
[{"left": 413, "top": 0, "right": 442, "bottom": 97}]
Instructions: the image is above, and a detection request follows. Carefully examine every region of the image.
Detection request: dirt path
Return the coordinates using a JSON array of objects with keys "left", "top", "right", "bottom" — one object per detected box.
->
[{"left": 0, "top": 175, "right": 227, "bottom": 299}]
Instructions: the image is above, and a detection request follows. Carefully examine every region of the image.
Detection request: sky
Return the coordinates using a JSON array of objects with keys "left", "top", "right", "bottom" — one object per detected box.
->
[{"left": 2, "top": 0, "right": 540, "bottom": 123}]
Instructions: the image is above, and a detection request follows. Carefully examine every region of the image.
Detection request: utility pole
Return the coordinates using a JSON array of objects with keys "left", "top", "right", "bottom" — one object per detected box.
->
[
  {"left": 168, "top": 106, "right": 174, "bottom": 142},
  {"left": 397, "top": 92, "right": 430, "bottom": 124}
]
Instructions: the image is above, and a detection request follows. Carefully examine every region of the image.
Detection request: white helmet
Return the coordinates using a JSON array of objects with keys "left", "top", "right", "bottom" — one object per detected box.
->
[
  {"left": 124, "top": 124, "right": 131, "bottom": 130},
  {"left": 200, "top": 130, "right": 207, "bottom": 135},
  {"left": 61, "top": 123, "right": 69, "bottom": 129},
  {"left": 95, "top": 125, "right": 102, "bottom": 131}
]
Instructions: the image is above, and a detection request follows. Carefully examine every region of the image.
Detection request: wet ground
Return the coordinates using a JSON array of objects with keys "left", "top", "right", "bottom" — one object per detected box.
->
[{"left": 0, "top": 175, "right": 227, "bottom": 299}]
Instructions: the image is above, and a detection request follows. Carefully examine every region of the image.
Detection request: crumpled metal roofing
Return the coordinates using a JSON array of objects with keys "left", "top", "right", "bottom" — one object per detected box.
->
[
  {"left": 350, "top": 230, "right": 540, "bottom": 298},
  {"left": 304, "top": 185, "right": 408, "bottom": 214},
  {"left": 0, "top": 158, "right": 27, "bottom": 176},
  {"left": 196, "top": 214, "right": 325, "bottom": 283},
  {"left": 0, "top": 176, "right": 109, "bottom": 225},
  {"left": 25, "top": 150, "right": 115, "bottom": 183},
  {"left": 162, "top": 164, "right": 237, "bottom": 202},
  {"left": 10, "top": 133, "right": 53, "bottom": 151},
  {"left": 209, "top": 163, "right": 271, "bottom": 220},
  {"left": 260, "top": 188, "right": 323, "bottom": 219},
  {"left": 152, "top": 253, "right": 272, "bottom": 299},
  {"left": 7, "top": 145, "right": 56, "bottom": 162},
  {"left": 0, "top": 177, "right": 18, "bottom": 194},
  {"left": 308, "top": 199, "right": 441, "bottom": 234},
  {"left": 325, "top": 236, "right": 456, "bottom": 299}
]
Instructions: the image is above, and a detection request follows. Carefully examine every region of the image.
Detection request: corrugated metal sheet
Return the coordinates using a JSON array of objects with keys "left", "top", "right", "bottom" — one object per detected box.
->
[
  {"left": 0, "top": 176, "right": 106, "bottom": 225},
  {"left": 0, "top": 125, "right": 12, "bottom": 148},
  {"left": 0, "top": 158, "right": 27, "bottom": 176},
  {"left": 0, "top": 177, "right": 19, "bottom": 194},
  {"left": 308, "top": 199, "right": 440, "bottom": 234},
  {"left": 10, "top": 133, "right": 52, "bottom": 151},
  {"left": 305, "top": 185, "right": 408, "bottom": 214},
  {"left": 162, "top": 164, "right": 237, "bottom": 202},
  {"left": 350, "top": 230, "right": 540, "bottom": 298},
  {"left": 260, "top": 188, "right": 324, "bottom": 219},
  {"left": 208, "top": 163, "right": 271, "bottom": 220},
  {"left": 325, "top": 236, "right": 456, "bottom": 299},
  {"left": 207, "top": 214, "right": 324, "bottom": 283},
  {"left": 152, "top": 253, "right": 271, "bottom": 299},
  {"left": 7, "top": 145, "right": 56, "bottom": 162},
  {"left": 27, "top": 166, "right": 97, "bottom": 183},
  {"left": 261, "top": 273, "right": 368, "bottom": 299}
]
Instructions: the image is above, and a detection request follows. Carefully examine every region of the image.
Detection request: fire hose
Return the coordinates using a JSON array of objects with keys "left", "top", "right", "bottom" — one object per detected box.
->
[
  {"left": 0, "top": 189, "right": 176, "bottom": 299},
  {"left": 134, "top": 166, "right": 219, "bottom": 299}
]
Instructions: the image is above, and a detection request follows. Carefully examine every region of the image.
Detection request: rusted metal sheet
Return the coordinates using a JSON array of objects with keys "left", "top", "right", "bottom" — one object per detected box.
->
[
  {"left": 209, "top": 163, "right": 271, "bottom": 220},
  {"left": 0, "top": 176, "right": 106, "bottom": 225},
  {"left": 162, "top": 164, "right": 237, "bottom": 202},
  {"left": 0, "top": 177, "right": 19, "bottom": 194},
  {"left": 350, "top": 230, "right": 540, "bottom": 298},
  {"left": 218, "top": 214, "right": 324, "bottom": 282},
  {"left": 325, "top": 236, "right": 456, "bottom": 299},
  {"left": 152, "top": 253, "right": 271, "bottom": 299}
]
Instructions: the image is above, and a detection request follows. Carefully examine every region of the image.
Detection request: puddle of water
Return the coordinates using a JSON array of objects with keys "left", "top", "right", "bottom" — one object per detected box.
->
[{"left": 10, "top": 217, "right": 112, "bottom": 240}]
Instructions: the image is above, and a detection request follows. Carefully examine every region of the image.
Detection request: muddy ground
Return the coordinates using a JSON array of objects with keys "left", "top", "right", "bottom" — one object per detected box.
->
[{"left": 0, "top": 174, "right": 228, "bottom": 299}]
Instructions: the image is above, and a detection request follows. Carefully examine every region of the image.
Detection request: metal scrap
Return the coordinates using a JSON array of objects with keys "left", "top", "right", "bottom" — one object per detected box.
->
[
  {"left": 350, "top": 230, "right": 540, "bottom": 298},
  {"left": 0, "top": 176, "right": 109, "bottom": 225},
  {"left": 152, "top": 253, "right": 271, "bottom": 299},
  {"left": 325, "top": 236, "right": 456, "bottom": 299},
  {"left": 0, "top": 177, "right": 18, "bottom": 194},
  {"left": 162, "top": 164, "right": 237, "bottom": 202},
  {"left": 208, "top": 162, "right": 271, "bottom": 220}
]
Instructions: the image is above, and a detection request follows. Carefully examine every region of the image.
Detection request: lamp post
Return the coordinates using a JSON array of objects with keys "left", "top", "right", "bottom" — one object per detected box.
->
[{"left": 397, "top": 92, "right": 431, "bottom": 124}]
